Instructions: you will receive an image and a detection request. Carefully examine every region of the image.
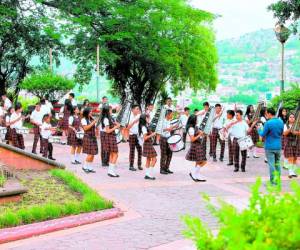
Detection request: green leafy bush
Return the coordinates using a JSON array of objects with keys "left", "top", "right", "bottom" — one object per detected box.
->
[
  {"left": 0, "top": 169, "right": 113, "bottom": 228},
  {"left": 17, "top": 96, "right": 39, "bottom": 113},
  {"left": 183, "top": 179, "right": 300, "bottom": 250},
  {"left": 20, "top": 70, "right": 75, "bottom": 101}
]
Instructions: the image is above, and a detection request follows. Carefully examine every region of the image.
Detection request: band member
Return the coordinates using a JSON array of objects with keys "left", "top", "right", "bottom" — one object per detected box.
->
[
  {"left": 40, "top": 114, "right": 56, "bottom": 160},
  {"left": 278, "top": 107, "right": 288, "bottom": 124},
  {"left": 279, "top": 107, "right": 288, "bottom": 168},
  {"left": 229, "top": 110, "right": 255, "bottom": 172},
  {"left": 4, "top": 107, "right": 14, "bottom": 145},
  {"left": 180, "top": 107, "right": 190, "bottom": 149},
  {"left": 211, "top": 104, "right": 225, "bottom": 162},
  {"left": 164, "top": 97, "right": 176, "bottom": 112},
  {"left": 99, "top": 106, "right": 109, "bottom": 167},
  {"left": 223, "top": 110, "right": 236, "bottom": 166},
  {"left": 196, "top": 102, "right": 210, "bottom": 160},
  {"left": 67, "top": 106, "right": 83, "bottom": 165},
  {"left": 283, "top": 113, "right": 299, "bottom": 178},
  {"left": 82, "top": 99, "right": 90, "bottom": 110},
  {"left": 40, "top": 99, "right": 51, "bottom": 116},
  {"left": 146, "top": 103, "right": 155, "bottom": 121},
  {"left": 30, "top": 103, "right": 44, "bottom": 154},
  {"left": 139, "top": 114, "right": 157, "bottom": 180},
  {"left": 1, "top": 94, "right": 12, "bottom": 112},
  {"left": 69, "top": 93, "right": 77, "bottom": 107},
  {"left": 245, "top": 105, "right": 259, "bottom": 158},
  {"left": 10, "top": 103, "right": 25, "bottom": 149},
  {"left": 59, "top": 99, "right": 72, "bottom": 136},
  {"left": 44, "top": 94, "right": 53, "bottom": 112},
  {"left": 127, "top": 105, "right": 142, "bottom": 171},
  {"left": 101, "top": 106, "right": 120, "bottom": 177},
  {"left": 98, "top": 96, "right": 109, "bottom": 110},
  {"left": 81, "top": 108, "right": 98, "bottom": 173},
  {"left": 185, "top": 115, "right": 207, "bottom": 182},
  {"left": 160, "top": 109, "right": 177, "bottom": 174}
]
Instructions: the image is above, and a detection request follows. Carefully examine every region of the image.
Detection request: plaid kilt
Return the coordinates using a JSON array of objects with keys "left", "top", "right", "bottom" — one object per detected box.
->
[
  {"left": 82, "top": 135, "right": 98, "bottom": 155},
  {"left": 33, "top": 125, "right": 40, "bottom": 135},
  {"left": 249, "top": 127, "right": 259, "bottom": 144},
  {"left": 284, "top": 136, "right": 299, "bottom": 158},
  {"left": 103, "top": 132, "right": 118, "bottom": 153},
  {"left": 186, "top": 140, "right": 206, "bottom": 162},
  {"left": 60, "top": 116, "right": 70, "bottom": 130},
  {"left": 41, "top": 138, "right": 49, "bottom": 157},
  {"left": 143, "top": 139, "right": 157, "bottom": 158},
  {"left": 5, "top": 127, "right": 12, "bottom": 141},
  {"left": 281, "top": 136, "right": 286, "bottom": 150},
  {"left": 11, "top": 128, "right": 25, "bottom": 149},
  {"left": 67, "top": 129, "right": 82, "bottom": 147}
]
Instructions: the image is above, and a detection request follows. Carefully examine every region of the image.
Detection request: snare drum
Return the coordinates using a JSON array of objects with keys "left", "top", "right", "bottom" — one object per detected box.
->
[
  {"left": 76, "top": 131, "right": 84, "bottom": 139},
  {"left": 167, "top": 134, "right": 184, "bottom": 152},
  {"left": 115, "top": 129, "right": 123, "bottom": 144},
  {"left": 49, "top": 136, "right": 62, "bottom": 144},
  {"left": 16, "top": 127, "right": 29, "bottom": 135},
  {"left": 237, "top": 136, "right": 254, "bottom": 151}
]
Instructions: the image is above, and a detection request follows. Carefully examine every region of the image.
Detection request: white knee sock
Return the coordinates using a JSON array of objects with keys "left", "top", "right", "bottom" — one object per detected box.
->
[
  {"left": 145, "top": 168, "right": 150, "bottom": 177},
  {"left": 150, "top": 167, "right": 155, "bottom": 177},
  {"left": 71, "top": 154, "right": 76, "bottom": 163},
  {"left": 83, "top": 161, "right": 88, "bottom": 170},
  {"left": 75, "top": 153, "right": 81, "bottom": 162},
  {"left": 191, "top": 166, "right": 197, "bottom": 179},
  {"left": 253, "top": 147, "right": 258, "bottom": 157}
]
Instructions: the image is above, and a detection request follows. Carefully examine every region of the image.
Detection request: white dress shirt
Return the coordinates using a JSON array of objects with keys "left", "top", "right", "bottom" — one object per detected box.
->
[
  {"left": 213, "top": 114, "right": 225, "bottom": 129},
  {"left": 40, "top": 122, "right": 52, "bottom": 139},
  {"left": 71, "top": 99, "right": 77, "bottom": 106},
  {"left": 10, "top": 112, "right": 23, "bottom": 129},
  {"left": 180, "top": 114, "right": 189, "bottom": 129},
  {"left": 30, "top": 110, "right": 44, "bottom": 126},
  {"left": 129, "top": 114, "right": 140, "bottom": 135},
  {"left": 223, "top": 118, "right": 236, "bottom": 135},
  {"left": 41, "top": 104, "right": 51, "bottom": 116},
  {"left": 4, "top": 98, "right": 12, "bottom": 110},
  {"left": 161, "top": 119, "right": 171, "bottom": 138},
  {"left": 230, "top": 121, "right": 249, "bottom": 139},
  {"left": 45, "top": 100, "right": 53, "bottom": 111},
  {"left": 99, "top": 118, "right": 110, "bottom": 132}
]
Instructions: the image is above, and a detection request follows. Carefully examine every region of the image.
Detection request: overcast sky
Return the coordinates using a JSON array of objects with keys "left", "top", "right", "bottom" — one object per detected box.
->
[{"left": 191, "top": 0, "right": 278, "bottom": 40}]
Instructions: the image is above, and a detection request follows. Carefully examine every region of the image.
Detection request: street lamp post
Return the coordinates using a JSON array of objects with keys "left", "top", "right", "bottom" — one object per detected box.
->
[
  {"left": 274, "top": 23, "right": 291, "bottom": 94},
  {"left": 96, "top": 44, "right": 100, "bottom": 102}
]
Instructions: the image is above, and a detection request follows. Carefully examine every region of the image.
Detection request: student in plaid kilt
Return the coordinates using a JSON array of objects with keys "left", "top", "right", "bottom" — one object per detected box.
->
[
  {"left": 40, "top": 114, "right": 55, "bottom": 160},
  {"left": 101, "top": 106, "right": 121, "bottom": 177},
  {"left": 283, "top": 113, "right": 300, "bottom": 178},
  {"left": 138, "top": 114, "right": 157, "bottom": 180},
  {"left": 4, "top": 107, "right": 14, "bottom": 145},
  {"left": 245, "top": 105, "right": 259, "bottom": 158},
  {"left": 185, "top": 115, "right": 207, "bottom": 182},
  {"left": 81, "top": 108, "right": 98, "bottom": 173},
  {"left": 127, "top": 105, "right": 142, "bottom": 171},
  {"left": 68, "top": 106, "right": 83, "bottom": 165},
  {"left": 10, "top": 103, "right": 25, "bottom": 150},
  {"left": 160, "top": 109, "right": 178, "bottom": 175},
  {"left": 30, "top": 103, "right": 43, "bottom": 154},
  {"left": 59, "top": 99, "right": 72, "bottom": 136},
  {"left": 196, "top": 102, "right": 210, "bottom": 161},
  {"left": 223, "top": 110, "right": 236, "bottom": 165},
  {"left": 211, "top": 104, "right": 225, "bottom": 162}
]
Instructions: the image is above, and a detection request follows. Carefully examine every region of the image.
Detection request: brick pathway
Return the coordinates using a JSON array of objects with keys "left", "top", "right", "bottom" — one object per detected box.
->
[{"left": 1, "top": 135, "right": 299, "bottom": 250}]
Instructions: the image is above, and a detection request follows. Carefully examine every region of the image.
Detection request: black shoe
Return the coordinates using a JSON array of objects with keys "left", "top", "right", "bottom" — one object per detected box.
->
[
  {"left": 166, "top": 169, "right": 173, "bottom": 174},
  {"left": 213, "top": 158, "right": 217, "bottom": 162},
  {"left": 219, "top": 158, "right": 224, "bottom": 162},
  {"left": 227, "top": 163, "right": 233, "bottom": 166},
  {"left": 247, "top": 156, "right": 250, "bottom": 159},
  {"left": 153, "top": 142, "right": 158, "bottom": 146},
  {"left": 75, "top": 160, "right": 82, "bottom": 164},
  {"left": 241, "top": 169, "right": 246, "bottom": 172},
  {"left": 102, "top": 163, "right": 109, "bottom": 167},
  {"left": 145, "top": 175, "right": 155, "bottom": 180},
  {"left": 82, "top": 167, "right": 90, "bottom": 173},
  {"left": 138, "top": 166, "right": 143, "bottom": 170},
  {"left": 48, "top": 157, "right": 56, "bottom": 161},
  {"left": 253, "top": 155, "right": 259, "bottom": 159},
  {"left": 108, "top": 173, "right": 120, "bottom": 178},
  {"left": 71, "top": 161, "right": 77, "bottom": 165},
  {"left": 292, "top": 174, "right": 298, "bottom": 178},
  {"left": 129, "top": 166, "right": 137, "bottom": 171},
  {"left": 234, "top": 168, "right": 239, "bottom": 172},
  {"left": 189, "top": 173, "right": 200, "bottom": 182},
  {"left": 32, "top": 151, "right": 37, "bottom": 154},
  {"left": 160, "top": 170, "right": 169, "bottom": 175},
  {"left": 264, "top": 159, "right": 268, "bottom": 163},
  {"left": 88, "top": 169, "right": 96, "bottom": 173}
]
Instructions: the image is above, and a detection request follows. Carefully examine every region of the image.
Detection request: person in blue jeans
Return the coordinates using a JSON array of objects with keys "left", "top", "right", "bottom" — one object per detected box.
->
[{"left": 258, "top": 108, "right": 284, "bottom": 185}]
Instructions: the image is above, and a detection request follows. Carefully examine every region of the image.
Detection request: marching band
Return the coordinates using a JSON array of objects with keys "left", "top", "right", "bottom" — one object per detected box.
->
[{"left": 0, "top": 92, "right": 299, "bottom": 184}]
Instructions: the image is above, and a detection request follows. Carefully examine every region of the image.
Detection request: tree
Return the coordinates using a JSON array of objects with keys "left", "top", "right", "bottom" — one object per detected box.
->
[
  {"left": 20, "top": 70, "right": 75, "bottom": 100},
  {"left": 0, "top": 0, "right": 64, "bottom": 98},
  {"left": 38, "top": 0, "right": 218, "bottom": 106},
  {"left": 268, "top": 1, "right": 300, "bottom": 36}
]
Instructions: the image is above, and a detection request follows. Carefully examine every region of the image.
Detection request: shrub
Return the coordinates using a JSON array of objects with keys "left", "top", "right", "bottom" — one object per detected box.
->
[
  {"left": 183, "top": 179, "right": 300, "bottom": 250},
  {"left": 17, "top": 96, "right": 39, "bottom": 113},
  {"left": 20, "top": 70, "right": 75, "bottom": 101}
]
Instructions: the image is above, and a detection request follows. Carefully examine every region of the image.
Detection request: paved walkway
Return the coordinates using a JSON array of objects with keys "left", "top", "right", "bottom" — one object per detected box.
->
[{"left": 1, "top": 135, "right": 299, "bottom": 250}]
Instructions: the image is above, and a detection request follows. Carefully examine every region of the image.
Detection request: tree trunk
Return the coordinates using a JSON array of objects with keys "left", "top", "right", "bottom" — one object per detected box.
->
[{"left": 0, "top": 80, "right": 6, "bottom": 97}]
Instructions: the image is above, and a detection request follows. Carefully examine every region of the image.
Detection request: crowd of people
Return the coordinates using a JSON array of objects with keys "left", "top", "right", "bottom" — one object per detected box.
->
[{"left": 0, "top": 93, "right": 299, "bottom": 185}]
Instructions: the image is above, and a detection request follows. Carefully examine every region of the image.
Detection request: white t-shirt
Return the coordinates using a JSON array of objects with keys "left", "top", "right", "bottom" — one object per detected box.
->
[
  {"left": 30, "top": 110, "right": 44, "bottom": 126},
  {"left": 230, "top": 120, "right": 249, "bottom": 139},
  {"left": 213, "top": 114, "right": 225, "bottom": 129},
  {"left": 129, "top": 114, "right": 140, "bottom": 135},
  {"left": 99, "top": 118, "right": 110, "bottom": 132},
  {"left": 284, "top": 124, "right": 291, "bottom": 132},
  {"left": 188, "top": 127, "right": 195, "bottom": 136},
  {"left": 69, "top": 116, "right": 74, "bottom": 126},
  {"left": 10, "top": 112, "right": 23, "bottom": 129},
  {"left": 45, "top": 100, "right": 53, "bottom": 111},
  {"left": 81, "top": 118, "right": 88, "bottom": 126},
  {"left": 0, "top": 106, "right": 5, "bottom": 117},
  {"left": 71, "top": 99, "right": 77, "bottom": 106},
  {"left": 41, "top": 104, "right": 51, "bottom": 116},
  {"left": 223, "top": 118, "right": 236, "bottom": 135},
  {"left": 5, "top": 116, "right": 10, "bottom": 125},
  {"left": 164, "top": 104, "right": 176, "bottom": 112},
  {"left": 161, "top": 119, "right": 171, "bottom": 138},
  {"left": 142, "top": 126, "right": 148, "bottom": 136},
  {"left": 180, "top": 114, "right": 188, "bottom": 128},
  {"left": 4, "top": 98, "right": 12, "bottom": 110},
  {"left": 40, "top": 122, "right": 52, "bottom": 139}
]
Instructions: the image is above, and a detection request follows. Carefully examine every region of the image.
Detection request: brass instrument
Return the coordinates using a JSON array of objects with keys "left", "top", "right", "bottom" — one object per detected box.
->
[
  {"left": 198, "top": 107, "right": 216, "bottom": 141},
  {"left": 291, "top": 102, "right": 300, "bottom": 133},
  {"left": 250, "top": 101, "right": 265, "bottom": 123}
]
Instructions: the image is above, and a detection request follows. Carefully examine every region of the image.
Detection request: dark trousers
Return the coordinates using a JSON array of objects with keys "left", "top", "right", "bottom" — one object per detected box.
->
[
  {"left": 160, "top": 137, "right": 173, "bottom": 170},
  {"left": 100, "top": 132, "right": 109, "bottom": 164},
  {"left": 42, "top": 138, "right": 53, "bottom": 158},
  {"left": 209, "top": 134, "right": 212, "bottom": 156},
  {"left": 228, "top": 138, "right": 233, "bottom": 164},
  {"left": 182, "top": 131, "right": 187, "bottom": 148},
  {"left": 129, "top": 134, "right": 142, "bottom": 167},
  {"left": 232, "top": 138, "right": 247, "bottom": 170},
  {"left": 11, "top": 129, "right": 25, "bottom": 150},
  {"left": 32, "top": 133, "right": 42, "bottom": 153},
  {"left": 211, "top": 128, "right": 225, "bottom": 159}
]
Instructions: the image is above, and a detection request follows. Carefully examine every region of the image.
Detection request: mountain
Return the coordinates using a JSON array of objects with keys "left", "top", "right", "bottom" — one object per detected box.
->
[{"left": 215, "top": 29, "right": 300, "bottom": 104}]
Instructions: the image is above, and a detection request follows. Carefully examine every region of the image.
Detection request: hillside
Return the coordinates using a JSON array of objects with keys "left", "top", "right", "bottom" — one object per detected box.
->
[{"left": 215, "top": 29, "right": 300, "bottom": 104}]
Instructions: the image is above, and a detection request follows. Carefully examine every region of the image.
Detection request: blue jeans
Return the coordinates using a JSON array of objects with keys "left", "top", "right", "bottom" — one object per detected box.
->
[{"left": 265, "top": 149, "right": 281, "bottom": 185}]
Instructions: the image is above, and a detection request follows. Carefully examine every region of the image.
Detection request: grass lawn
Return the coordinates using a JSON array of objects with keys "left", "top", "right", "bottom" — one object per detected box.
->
[{"left": 0, "top": 169, "right": 113, "bottom": 228}]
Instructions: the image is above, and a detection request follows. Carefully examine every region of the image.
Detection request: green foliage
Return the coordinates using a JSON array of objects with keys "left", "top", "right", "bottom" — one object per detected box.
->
[
  {"left": 0, "top": 170, "right": 112, "bottom": 228},
  {"left": 20, "top": 70, "right": 75, "bottom": 100},
  {"left": 17, "top": 96, "right": 39, "bottom": 112},
  {"left": 188, "top": 98, "right": 206, "bottom": 112},
  {"left": 270, "top": 83, "right": 300, "bottom": 111},
  {"left": 183, "top": 179, "right": 300, "bottom": 250},
  {"left": 0, "top": 175, "right": 6, "bottom": 188}
]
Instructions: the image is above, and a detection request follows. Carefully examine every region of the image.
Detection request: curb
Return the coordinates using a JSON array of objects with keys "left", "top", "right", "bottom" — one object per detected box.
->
[{"left": 0, "top": 208, "right": 123, "bottom": 244}]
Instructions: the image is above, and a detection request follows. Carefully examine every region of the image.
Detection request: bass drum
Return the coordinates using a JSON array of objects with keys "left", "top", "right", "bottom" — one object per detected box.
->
[
  {"left": 167, "top": 134, "right": 184, "bottom": 152},
  {"left": 115, "top": 129, "right": 123, "bottom": 144},
  {"left": 237, "top": 135, "right": 254, "bottom": 151}
]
